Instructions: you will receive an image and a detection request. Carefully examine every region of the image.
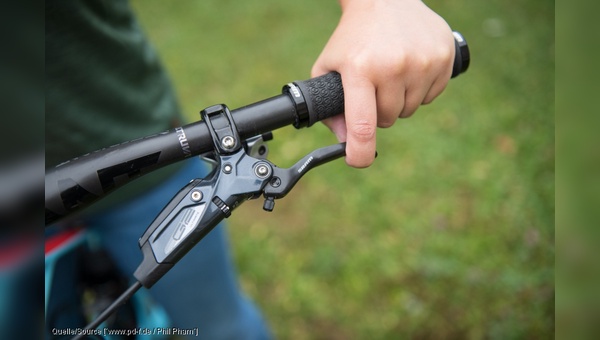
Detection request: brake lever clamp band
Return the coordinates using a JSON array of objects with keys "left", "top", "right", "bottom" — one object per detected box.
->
[{"left": 200, "top": 104, "right": 242, "bottom": 154}]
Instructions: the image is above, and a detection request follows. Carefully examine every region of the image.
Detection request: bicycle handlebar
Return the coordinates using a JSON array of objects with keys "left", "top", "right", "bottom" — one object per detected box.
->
[{"left": 45, "top": 32, "right": 469, "bottom": 225}]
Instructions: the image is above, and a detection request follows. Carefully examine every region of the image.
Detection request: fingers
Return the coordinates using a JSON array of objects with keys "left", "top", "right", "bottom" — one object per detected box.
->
[
  {"left": 314, "top": 63, "right": 379, "bottom": 168},
  {"left": 422, "top": 46, "right": 454, "bottom": 105},
  {"left": 317, "top": 68, "right": 439, "bottom": 168},
  {"left": 399, "top": 79, "right": 432, "bottom": 119},
  {"left": 375, "top": 80, "right": 406, "bottom": 127},
  {"left": 318, "top": 68, "right": 449, "bottom": 168},
  {"left": 423, "top": 67, "right": 452, "bottom": 105},
  {"left": 310, "top": 0, "right": 456, "bottom": 169},
  {"left": 399, "top": 51, "right": 453, "bottom": 117},
  {"left": 321, "top": 115, "right": 347, "bottom": 143},
  {"left": 341, "top": 75, "right": 378, "bottom": 168}
]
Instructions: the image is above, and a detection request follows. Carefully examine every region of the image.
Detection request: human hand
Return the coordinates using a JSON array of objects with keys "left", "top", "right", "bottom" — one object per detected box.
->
[{"left": 312, "top": 0, "right": 455, "bottom": 168}]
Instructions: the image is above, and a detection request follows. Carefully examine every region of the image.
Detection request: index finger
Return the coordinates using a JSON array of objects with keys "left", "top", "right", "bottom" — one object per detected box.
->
[{"left": 341, "top": 75, "right": 377, "bottom": 168}]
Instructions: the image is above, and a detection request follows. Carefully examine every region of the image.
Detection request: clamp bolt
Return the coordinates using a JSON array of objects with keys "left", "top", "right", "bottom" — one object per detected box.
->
[
  {"left": 222, "top": 136, "right": 236, "bottom": 149},
  {"left": 191, "top": 190, "right": 203, "bottom": 202},
  {"left": 254, "top": 163, "right": 271, "bottom": 179}
]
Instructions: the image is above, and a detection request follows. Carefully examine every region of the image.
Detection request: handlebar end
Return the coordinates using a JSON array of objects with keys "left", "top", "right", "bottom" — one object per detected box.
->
[{"left": 451, "top": 31, "right": 470, "bottom": 78}]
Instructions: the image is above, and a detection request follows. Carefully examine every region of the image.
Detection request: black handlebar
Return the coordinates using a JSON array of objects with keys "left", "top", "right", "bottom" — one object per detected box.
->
[{"left": 45, "top": 32, "right": 469, "bottom": 225}]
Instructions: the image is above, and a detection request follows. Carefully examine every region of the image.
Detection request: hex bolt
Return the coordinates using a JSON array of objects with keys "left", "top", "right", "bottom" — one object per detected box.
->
[
  {"left": 223, "top": 163, "right": 233, "bottom": 174},
  {"left": 191, "top": 190, "right": 203, "bottom": 202},
  {"left": 221, "top": 136, "right": 235, "bottom": 149},
  {"left": 254, "top": 163, "right": 271, "bottom": 179}
]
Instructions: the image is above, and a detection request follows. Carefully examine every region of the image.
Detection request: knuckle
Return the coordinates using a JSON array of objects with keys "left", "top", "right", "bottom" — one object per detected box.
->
[
  {"left": 414, "top": 54, "right": 433, "bottom": 73},
  {"left": 441, "top": 44, "right": 454, "bottom": 62},
  {"left": 349, "top": 119, "right": 376, "bottom": 142},
  {"left": 377, "top": 54, "right": 409, "bottom": 80},
  {"left": 337, "top": 48, "right": 370, "bottom": 72},
  {"left": 432, "top": 43, "right": 454, "bottom": 71},
  {"left": 386, "top": 54, "right": 409, "bottom": 76},
  {"left": 346, "top": 55, "right": 374, "bottom": 77}
]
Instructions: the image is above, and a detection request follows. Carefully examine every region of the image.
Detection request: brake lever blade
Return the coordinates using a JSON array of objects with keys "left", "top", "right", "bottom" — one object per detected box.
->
[{"left": 264, "top": 143, "right": 346, "bottom": 202}]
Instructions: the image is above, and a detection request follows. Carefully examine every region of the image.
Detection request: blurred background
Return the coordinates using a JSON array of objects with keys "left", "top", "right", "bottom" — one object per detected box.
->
[{"left": 131, "top": 0, "right": 554, "bottom": 338}]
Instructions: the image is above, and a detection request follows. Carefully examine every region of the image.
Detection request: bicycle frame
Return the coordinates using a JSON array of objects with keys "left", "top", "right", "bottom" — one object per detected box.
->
[{"left": 45, "top": 226, "right": 170, "bottom": 339}]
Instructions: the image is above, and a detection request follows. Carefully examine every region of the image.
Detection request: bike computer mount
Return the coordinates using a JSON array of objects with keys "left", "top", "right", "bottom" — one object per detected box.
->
[{"left": 134, "top": 104, "right": 345, "bottom": 288}]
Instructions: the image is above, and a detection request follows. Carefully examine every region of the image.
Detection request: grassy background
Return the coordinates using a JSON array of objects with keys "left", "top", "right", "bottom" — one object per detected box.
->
[{"left": 131, "top": 0, "right": 554, "bottom": 338}]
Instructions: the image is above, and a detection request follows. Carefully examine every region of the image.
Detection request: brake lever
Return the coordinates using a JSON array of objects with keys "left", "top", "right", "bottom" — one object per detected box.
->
[
  {"left": 133, "top": 146, "right": 275, "bottom": 288},
  {"left": 262, "top": 143, "right": 346, "bottom": 211},
  {"left": 134, "top": 103, "right": 348, "bottom": 288},
  {"left": 133, "top": 142, "right": 346, "bottom": 287}
]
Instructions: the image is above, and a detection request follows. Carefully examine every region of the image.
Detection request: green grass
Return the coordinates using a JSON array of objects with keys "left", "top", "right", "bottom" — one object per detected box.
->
[{"left": 131, "top": 0, "right": 554, "bottom": 338}]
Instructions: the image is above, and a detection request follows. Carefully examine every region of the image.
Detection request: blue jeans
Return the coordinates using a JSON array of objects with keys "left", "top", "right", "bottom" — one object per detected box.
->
[{"left": 84, "top": 158, "right": 271, "bottom": 339}]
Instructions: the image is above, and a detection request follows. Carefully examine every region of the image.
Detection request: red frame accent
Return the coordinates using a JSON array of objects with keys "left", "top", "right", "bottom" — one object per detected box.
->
[{"left": 45, "top": 228, "right": 83, "bottom": 255}]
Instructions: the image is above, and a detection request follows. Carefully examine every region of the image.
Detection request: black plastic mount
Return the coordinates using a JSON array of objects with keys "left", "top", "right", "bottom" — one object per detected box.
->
[{"left": 200, "top": 104, "right": 242, "bottom": 154}]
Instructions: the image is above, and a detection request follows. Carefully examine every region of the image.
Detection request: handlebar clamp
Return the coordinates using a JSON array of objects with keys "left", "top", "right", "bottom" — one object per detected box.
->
[{"left": 200, "top": 104, "right": 242, "bottom": 154}]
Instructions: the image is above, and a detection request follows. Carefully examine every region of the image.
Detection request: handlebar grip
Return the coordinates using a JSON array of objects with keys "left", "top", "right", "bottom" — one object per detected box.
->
[
  {"left": 293, "top": 72, "right": 345, "bottom": 127},
  {"left": 292, "top": 31, "right": 470, "bottom": 126}
]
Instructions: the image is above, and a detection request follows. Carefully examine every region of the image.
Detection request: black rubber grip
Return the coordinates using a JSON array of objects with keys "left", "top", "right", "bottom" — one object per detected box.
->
[
  {"left": 294, "top": 31, "right": 470, "bottom": 125},
  {"left": 294, "top": 72, "right": 345, "bottom": 127}
]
